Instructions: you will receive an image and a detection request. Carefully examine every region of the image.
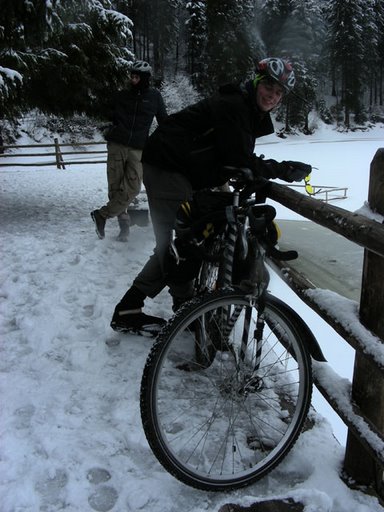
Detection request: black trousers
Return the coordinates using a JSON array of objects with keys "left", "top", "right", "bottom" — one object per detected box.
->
[{"left": 133, "top": 163, "right": 194, "bottom": 301}]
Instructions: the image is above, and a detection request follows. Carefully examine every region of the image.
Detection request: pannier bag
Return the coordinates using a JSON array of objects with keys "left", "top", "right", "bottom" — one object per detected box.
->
[
  {"left": 165, "top": 190, "right": 233, "bottom": 283},
  {"left": 175, "top": 190, "right": 233, "bottom": 242}
]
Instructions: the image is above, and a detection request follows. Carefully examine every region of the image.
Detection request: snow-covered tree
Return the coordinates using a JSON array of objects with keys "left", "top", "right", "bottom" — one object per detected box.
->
[
  {"left": 366, "top": 0, "right": 384, "bottom": 114},
  {"left": 260, "top": 0, "right": 293, "bottom": 56},
  {"left": 202, "top": 0, "right": 262, "bottom": 92},
  {"left": 185, "top": 1, "right": 207, "bottom": 88},
  {"left": 129, "top": 0, "right": 182, "bottom": 79},
  {"left": 0, "top": 65, "right": 23, "bottom": 119},
  {"left": 1, "top": 0, "right": 383, "bottom": 130},
  {"left": 0, "top": 0, "right": 53, "bottom": 117},
  {"left": 160, "top": 73, "right": 201, "bottom": 113},
  {"left": 30, "top": 0, "right": 134, "bottom": 117},
  {"left": 0, "top": 1, "right": 134, "bottom": 118},
  {"left": 323, "top": 0, "right": 367, "bottom": 128},
  {"left": 276, "top": 59, "right": 318, "bottom": 134},
  {"left": 260, "top": 0, "right": 325, "bottom": 131},
  {"left": 376, "top": 0, "right": 384, "bottom": 109}
]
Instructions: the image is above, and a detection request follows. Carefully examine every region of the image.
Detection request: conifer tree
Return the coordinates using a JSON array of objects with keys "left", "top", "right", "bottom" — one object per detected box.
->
[
  {"left": 30, "top": 0, "right": 134, "bottom": 117},
  {"left": 1, "top": 0, "right": 383, "bottom": 129},
  {"left": 261, "top": 0, "right": 325, "bottom": 132},
  {"left": 323, "top": 0, "right": 366, "bottom": 128},
  {"left": 276, "top": 59, "right": 317, "bottom": 134},
  {"left": 129, "top": 0, "right": 181, "bottom": 79},
  {"left": 366, "top": 0, "right": 384, "bottom": 113},
  {"left": 0, "top": 0, "right": 54, "bottom": 117},
  {"left": 377, "top": 0, "right": 384, "bottom": 108},
  {"left": 0, "top": 0, "right": 135, "bottom": 118},
  {"left": 260, "top": 0, "right": 293, "bottom": 56},
  {"left": 203, "top": 0, "right": 260, "bottom": 92},
  {"left": 185, "top": 0, "right": 207, "bottom": 88}
]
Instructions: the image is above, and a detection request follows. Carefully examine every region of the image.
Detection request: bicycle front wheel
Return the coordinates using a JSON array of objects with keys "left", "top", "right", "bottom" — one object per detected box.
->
[{"left": 140, "top": 289, "right": 313, "bottom": 491}]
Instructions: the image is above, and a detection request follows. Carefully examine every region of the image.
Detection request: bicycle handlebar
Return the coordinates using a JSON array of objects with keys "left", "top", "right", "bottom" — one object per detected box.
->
[{"left": 223, "top": 166, "right": 268, "bottom": 186}]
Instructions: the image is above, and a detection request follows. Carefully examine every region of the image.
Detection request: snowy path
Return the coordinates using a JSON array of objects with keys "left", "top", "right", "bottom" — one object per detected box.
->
[{"left": 1, "top": 155, "right": 383, "bottom": 510}]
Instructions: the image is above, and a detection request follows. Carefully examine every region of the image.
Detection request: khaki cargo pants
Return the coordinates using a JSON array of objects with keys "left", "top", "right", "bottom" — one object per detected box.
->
[{"left": 99, "top": 142, "right": 142, "bottom": 221}]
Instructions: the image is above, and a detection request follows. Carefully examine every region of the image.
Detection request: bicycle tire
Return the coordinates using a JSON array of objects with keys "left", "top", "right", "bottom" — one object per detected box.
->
[{"left": 140, "top": 288, "right": 313, "bottom": 491}]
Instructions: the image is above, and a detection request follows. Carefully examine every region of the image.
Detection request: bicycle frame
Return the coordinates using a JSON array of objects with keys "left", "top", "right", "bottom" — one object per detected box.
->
[
  {"left": 171, "top": 169, "right": 324, "bottom": 364},
  {"left": 197, "top": 184, "right": 274, "bottom": 371}
]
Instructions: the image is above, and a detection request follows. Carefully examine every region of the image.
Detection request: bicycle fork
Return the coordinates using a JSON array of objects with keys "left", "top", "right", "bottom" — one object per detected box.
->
[{"left": 218, "top": 210, "right": 267, "bottom": 373}]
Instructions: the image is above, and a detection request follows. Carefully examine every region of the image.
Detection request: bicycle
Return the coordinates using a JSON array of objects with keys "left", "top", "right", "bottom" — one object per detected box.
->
[{"left": 140, "top": 168, "right": 325, "bottom": 491}]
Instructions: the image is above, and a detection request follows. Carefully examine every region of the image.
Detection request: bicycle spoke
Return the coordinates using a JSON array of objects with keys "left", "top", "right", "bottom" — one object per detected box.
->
[{"left": 141, "top": 290, "right": 312, "bottom": 490}]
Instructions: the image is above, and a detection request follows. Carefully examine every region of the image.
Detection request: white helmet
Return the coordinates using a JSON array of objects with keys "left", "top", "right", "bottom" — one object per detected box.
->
[{"left": 130, "top": 60, "right": 152, "bottom": 75}]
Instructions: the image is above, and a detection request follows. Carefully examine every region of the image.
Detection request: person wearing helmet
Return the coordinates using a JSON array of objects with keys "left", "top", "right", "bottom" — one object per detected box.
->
[
  {"left": 255, "top": 57, "right": 296, "bottom": 94},
  {"left": 110, "top": 57, "right": 312, "bottom": 333},
  {"left": 91, "top": 60, "right": 167, "bottom": 242},
  {"left": 130, "top": 60, "right": 153, "bottom": 75}
]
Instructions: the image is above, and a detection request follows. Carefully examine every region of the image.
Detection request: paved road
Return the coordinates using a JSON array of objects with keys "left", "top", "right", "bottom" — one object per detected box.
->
[{"left": 275, "top": 220, "right": 364, "bottom": 302}]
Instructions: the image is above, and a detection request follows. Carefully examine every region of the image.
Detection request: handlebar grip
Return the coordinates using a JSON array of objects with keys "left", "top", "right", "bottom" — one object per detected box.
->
[{"left": 223, "top": 166, "right": 254, "bottom": 182}]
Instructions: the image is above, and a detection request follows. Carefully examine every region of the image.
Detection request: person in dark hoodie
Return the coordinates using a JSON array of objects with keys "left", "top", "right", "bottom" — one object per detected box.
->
[
  {"left": 110, "top": 57, "right": 312, "bottom": 332},
  {"left": 91, "top": 60, "right": 167, "bottom": 242}
]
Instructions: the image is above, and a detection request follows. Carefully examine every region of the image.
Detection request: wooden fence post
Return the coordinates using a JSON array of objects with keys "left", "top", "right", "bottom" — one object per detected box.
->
[
  {"left": 54, "top": 137, "right": 65, "bottom": 169},
  {"left": 343, "top": 148, "right": 384, "bottom": 497}
]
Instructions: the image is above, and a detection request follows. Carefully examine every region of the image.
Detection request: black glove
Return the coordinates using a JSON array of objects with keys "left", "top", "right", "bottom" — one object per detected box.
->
[
  {"left": 280, "top": 161, "right": 312, "bottom": 183},
  {"left": 252, "top": 156, "right": 311, "bottom": 183}
]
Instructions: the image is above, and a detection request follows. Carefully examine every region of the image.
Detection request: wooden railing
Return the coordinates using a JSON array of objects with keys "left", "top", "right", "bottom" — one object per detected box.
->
[
  {"left": 0, "top": 140, "right": 107, "bottom": 168},
  {"left": 266, "top": 148, "right": 384, "bottom": 499},
  {"left": 1, "top": 139, "right": 349, "bottom": 204}
]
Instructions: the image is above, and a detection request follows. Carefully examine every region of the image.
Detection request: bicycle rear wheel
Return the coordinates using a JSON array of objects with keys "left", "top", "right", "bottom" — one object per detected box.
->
[{"left": 140, "top": 288, "right": 313, "bottom": 491}]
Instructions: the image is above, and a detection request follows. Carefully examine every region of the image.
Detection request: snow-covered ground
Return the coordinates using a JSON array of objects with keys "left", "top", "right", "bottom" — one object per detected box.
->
[{"left": 1, "top": 122, "right": 384, "bottom": 511}]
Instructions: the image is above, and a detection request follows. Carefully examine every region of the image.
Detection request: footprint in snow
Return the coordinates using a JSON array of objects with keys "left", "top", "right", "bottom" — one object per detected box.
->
[{"left": 87, "top": 468, "right": 118, "bottom": 512}]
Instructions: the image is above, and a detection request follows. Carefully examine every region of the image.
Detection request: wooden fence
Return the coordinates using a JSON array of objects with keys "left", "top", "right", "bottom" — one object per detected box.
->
[
  {"left": 0, "top": 140, "right": 107, "bottom": 168},
  {"left": 0, "top": 139, "right": 348, "bottom": 203},
  {"left": 266, "top": 148, "right": 384, "bottom": 499}
]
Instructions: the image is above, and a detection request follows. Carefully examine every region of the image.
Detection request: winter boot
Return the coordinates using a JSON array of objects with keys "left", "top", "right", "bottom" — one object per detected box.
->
[
  {"left": 116, "top": 216, "right": 130, "bottom": 242},
  {"left": 110, "top": 286, "right": 165, "bottom": 335},
  {"left": 110, "top": 308, "right": 166, "bottom": 335},
  {"left": 91, "top": 210, "right": 106, "bottom": 239}
]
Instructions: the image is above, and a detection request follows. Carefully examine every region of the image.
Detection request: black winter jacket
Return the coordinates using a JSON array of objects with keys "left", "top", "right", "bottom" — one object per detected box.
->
[
  {"left": 142, "top": 81, "right": 276, "bottom": 189},
  {"left": 105, "top": 86, "right": 167, "bottom": 149}
]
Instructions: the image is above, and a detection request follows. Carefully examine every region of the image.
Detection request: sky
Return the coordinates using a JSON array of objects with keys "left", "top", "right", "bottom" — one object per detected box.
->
[{"left": 1, "top": 120, "right": 384, "bottom": 511}]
